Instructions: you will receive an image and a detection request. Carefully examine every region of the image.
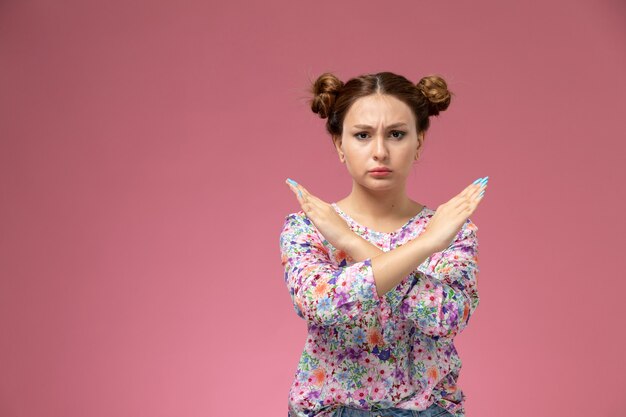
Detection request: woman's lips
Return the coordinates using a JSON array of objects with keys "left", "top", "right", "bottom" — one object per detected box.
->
[{"left": 369, "top": 169, "right": 392, "bottom": 177}]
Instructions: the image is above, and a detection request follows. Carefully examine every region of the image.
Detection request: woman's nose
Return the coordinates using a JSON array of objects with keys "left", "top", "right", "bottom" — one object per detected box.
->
[{"left": 372, "top": 136, "right": 389, "bottom": 160}]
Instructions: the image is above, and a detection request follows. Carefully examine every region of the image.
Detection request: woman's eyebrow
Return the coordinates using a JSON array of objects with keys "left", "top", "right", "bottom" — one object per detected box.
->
[{"left": 352, "top": 122, "right": 408, "bottom": 129}]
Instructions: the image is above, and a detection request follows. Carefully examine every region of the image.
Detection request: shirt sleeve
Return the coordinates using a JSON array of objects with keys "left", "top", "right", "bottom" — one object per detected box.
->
[
  {"left": 399, "top": 218, "right": 480, "bottom": 339},
  {"left": 279, "top": 212, "right": 381, "bottom": 326}
]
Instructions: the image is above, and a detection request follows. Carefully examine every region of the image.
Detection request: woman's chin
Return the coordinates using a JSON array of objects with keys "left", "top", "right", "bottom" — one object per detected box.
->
[{"left": 362, "top": 181, "right": 400, "bottom": 192}]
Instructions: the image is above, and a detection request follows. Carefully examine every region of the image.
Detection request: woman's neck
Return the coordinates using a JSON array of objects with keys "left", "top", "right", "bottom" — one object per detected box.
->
[{"left": 340, "top": 182, "right": 419, "bottom": 220}]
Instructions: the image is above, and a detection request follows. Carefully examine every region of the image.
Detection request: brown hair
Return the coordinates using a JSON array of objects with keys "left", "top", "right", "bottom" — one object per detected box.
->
[{"left": 308, "top": 71, "right": 453, "bottom": 140}]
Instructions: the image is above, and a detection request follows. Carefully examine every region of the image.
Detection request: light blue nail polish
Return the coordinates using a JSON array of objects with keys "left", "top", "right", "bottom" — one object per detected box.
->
[
  {"left": 478, "top": 190, "right": 485, "bottom": 197},
  {"left": 298, "top": 190, "right": 302, "bottom": 197},
  {"left": 473, "top": 177, "right": 483, "bottom": 184},
  {"left": 480, "top": 177, "right": 488, "bottom": 185},
  {"left": 287, "top": 178, "right": 299, "bottom": 187}
]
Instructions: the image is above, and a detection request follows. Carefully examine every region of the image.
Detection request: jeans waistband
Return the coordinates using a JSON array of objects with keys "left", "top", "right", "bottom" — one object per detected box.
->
[{"left": 335, "top": 402, "right": 448, "bottom": 417}]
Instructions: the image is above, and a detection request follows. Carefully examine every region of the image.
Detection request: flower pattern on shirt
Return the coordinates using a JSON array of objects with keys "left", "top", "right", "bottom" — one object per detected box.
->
[{"left": 279, "top": 203, "right": 480, "bottom": 417}]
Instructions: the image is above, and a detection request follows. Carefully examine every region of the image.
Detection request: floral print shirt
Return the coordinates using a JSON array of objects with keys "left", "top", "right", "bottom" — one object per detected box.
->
[{"left": 279, "top": 203, "right": 480, "bottom": 417}]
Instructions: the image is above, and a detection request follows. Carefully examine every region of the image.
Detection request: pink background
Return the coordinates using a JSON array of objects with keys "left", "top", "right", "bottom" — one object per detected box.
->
[{"left": 1, "top": 0, "right": 625, "bottom": 416}]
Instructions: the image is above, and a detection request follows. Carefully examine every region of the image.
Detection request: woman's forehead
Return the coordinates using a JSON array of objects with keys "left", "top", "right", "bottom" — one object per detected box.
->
[{"left": 344, "top": 95, "right": 414, "bottom": 127}]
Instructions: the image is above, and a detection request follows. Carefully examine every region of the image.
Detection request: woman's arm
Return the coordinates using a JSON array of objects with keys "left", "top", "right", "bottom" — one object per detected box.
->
[
  {"left": 342, "top": 232, "right": 438, "bottom": 297},
  {"left": 285, "top": 178, "right": 483, "bottom": 299},
  {"left": 282, "top": 178, "right": 483, "bottom": 327},
  {"left": 343, "top": 220, "right": 480, "bottom": 339},
  {"left": 400, "top": 220, "right": 480, "bottom": 339},
  {"left": 280, "top": 213, "right": 381, "bottom": 327}
]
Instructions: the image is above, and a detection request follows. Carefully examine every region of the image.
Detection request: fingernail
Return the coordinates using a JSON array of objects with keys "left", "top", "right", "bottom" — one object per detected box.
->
[
  {"left": 286, "top": 178, "right": 298, "bottom": 187},
  {"left": 298, "top": 190, "right": 302, "bottom": 198},
  {"left": 473, "top": 177, "right": 484, "bottom": 184},
  {"left": 478, "top": 190, "right": 485, "bottom": 198},
  {"left": 479, "top": 177, "right": 489, "bottom": 185}
]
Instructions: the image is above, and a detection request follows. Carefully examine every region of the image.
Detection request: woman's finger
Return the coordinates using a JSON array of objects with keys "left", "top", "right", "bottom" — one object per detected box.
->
[
  {"left": 286, "top": 180, "right": 321, "bottom": 217},
  {"left": 293, "top": 184, "right": 324, "bottom": 214},
  {"left": 286, "top": 179, "right": 303, "bottom": 198},
  {"left": 296, "top": 185, "right": 330, "bottom": 214},
  {"left": 462, "top": 179, "right": 488, "bottom": 214},
  {"left": 464, "top": 178, "right": 487, "bottom": 198},
  {"left": 287, "top": 179, "right": 319, "bottom": 203},
  {"left": 286, "top": 181, "right": 303, "bottom": 203},
  {"left": 452, "top": 178, "right": 487, "bottom": 209},
  {"left": 472, "top": 181, "right": 486, "bottom": 201},
  {"left": 295, "top": 182, "right": 312, "bottom": 199},
  {"left": 285, "top": 179, "right": 332, "bottom": 216}
]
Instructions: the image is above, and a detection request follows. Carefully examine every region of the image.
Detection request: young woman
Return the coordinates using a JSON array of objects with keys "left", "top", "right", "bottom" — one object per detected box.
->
[{"left": 279, "top": 71, "right": 487, "bottom": 417}]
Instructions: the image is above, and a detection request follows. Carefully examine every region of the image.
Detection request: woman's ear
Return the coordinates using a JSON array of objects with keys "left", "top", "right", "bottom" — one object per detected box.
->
[
  {"left": 415, "top": 132, "right": 424, "bottom": 160},
  {"left": 332, "top": 135, "right": 345, "bottom": 163}
]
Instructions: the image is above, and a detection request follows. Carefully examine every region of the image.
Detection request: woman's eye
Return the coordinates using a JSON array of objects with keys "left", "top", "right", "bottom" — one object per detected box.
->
[{"left": 354, "top": 131, "right": 406, "bottom": 140}]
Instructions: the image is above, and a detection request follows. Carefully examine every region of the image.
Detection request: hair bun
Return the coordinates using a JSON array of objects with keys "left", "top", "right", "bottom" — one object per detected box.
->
[
  {"left": 309, "top": 73, "right": 344, "bottom": 119},
  {"left": 416, "top": 75, "right": 452, "bottom": 116}
]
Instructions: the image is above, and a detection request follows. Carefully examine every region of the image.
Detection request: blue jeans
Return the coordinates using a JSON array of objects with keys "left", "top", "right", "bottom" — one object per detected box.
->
[{"left": 334, "top": 402, "right": 452, "bottom": 417}]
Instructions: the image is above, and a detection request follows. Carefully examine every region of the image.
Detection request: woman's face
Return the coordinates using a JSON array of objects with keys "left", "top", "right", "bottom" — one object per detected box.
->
[{"left": 333, "top": 93, "right": 423, "bottom": 191}]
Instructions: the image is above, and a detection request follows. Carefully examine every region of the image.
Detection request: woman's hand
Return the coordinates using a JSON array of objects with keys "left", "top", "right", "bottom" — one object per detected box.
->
[
  {"left": 420, "top": 177, "right": 488, "bottom": 253},
  {"left": 285, "top": 178, "right": 356, "bottom": 252}
]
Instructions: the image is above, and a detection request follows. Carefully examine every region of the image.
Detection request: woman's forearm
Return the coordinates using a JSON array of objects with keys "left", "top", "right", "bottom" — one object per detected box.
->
[
  {"left": 341, "top": 234, "right": 383, "bottom": 261},
  {"left": 342, "top": 234, "right": 437, "bottom": 298}
]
